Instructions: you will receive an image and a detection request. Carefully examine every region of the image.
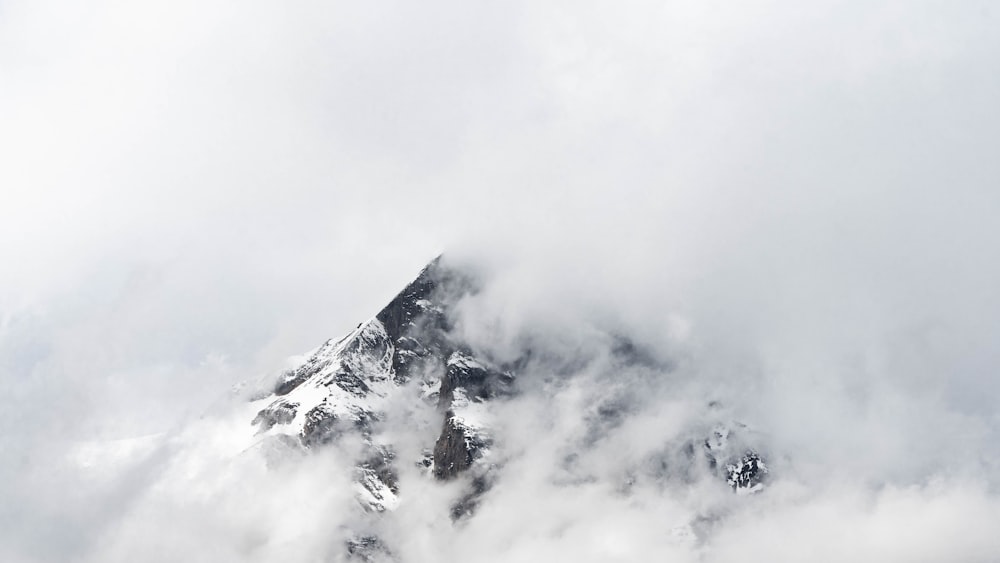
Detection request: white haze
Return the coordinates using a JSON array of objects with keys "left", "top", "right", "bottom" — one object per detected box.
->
[{"left": 2, "top": 0, "right": 999, "bottom": 561}]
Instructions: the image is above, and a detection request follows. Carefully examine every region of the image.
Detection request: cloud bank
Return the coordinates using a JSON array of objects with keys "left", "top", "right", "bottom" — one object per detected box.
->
[{"left": 2, "top": 0, "right": 999, "bottom": 561}]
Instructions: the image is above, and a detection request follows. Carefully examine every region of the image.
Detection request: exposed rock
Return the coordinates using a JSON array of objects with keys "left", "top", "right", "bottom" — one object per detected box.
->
[
  {"left": 251, "top": 400, "right": 298, "bottom": 432},
  {"left": 726, "top": 450, "right": 767, "bottom": 493},
  {"left": 346, "top": 535, "right": 393, "bottom": 562},
  {"left": 432, "top": 416, "right": 478, "bottom": 480},
  {"left": 250, "top": 257, "right": 504, "bottom": 523},
  {"left": 300, "top": 403, "right": 339, "bottom": 448},
  {"left": 704, "top": 421, "right": 769, "bottom": 493}
]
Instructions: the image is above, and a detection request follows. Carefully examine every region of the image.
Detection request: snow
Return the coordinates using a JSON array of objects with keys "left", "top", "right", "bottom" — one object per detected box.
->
[
  {"left": 253, "top": 318, "right": 397, "bottom": 439},
  {"left": 449, "top": 388, "right": 491, "bottom": 435},
  {"left": 448, "top": 388, "right": 493, "bottom": 462},
  {"left": 356, "top": 469, "right": 400, "bottom": 512},
  {"left": 245, "top": 316, "right": 411, "bottom": 512},
  {"left": 447, "top": 351, "right": 484, "bottom": 371}
]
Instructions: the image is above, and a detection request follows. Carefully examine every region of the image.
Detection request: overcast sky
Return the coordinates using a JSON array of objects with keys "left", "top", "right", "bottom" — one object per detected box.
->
[{"left": 2, "top": 0, "right": 1000, "bottom": 561}]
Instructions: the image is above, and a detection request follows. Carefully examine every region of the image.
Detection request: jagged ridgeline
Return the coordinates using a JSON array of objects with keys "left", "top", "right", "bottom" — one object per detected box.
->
[
  {"left": 248, "top": 257, "right": 766, "bottom": 561},
  {"left": 250, "top": 258, "right": 511, "bottom": 514}
]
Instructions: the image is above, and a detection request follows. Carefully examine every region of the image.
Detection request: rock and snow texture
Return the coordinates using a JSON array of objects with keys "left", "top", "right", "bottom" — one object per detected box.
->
[
  {"left": 245, "top": 257, "right": 769, "bottom": 558},
  {"left": 249, "top": 258, "right": 504, "bottom": 520},
  {"left": 703, "top": 423, "right": 768, "bottom": 494}
]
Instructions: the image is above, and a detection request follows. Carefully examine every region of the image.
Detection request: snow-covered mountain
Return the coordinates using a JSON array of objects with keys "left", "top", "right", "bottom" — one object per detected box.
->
[{"left": 245, "top": 257, "right": 766, "bottom": 560}]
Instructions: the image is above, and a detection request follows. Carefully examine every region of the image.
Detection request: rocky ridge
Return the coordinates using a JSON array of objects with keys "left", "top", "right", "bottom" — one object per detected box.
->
[{"left": 248, "top": 257, "right": 767, "bottom": 559}]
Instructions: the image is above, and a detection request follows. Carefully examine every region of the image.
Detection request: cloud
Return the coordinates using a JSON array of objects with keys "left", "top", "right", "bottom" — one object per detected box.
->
[{"left": 2, "top": 0, "right": 1000, "bottom": 561}]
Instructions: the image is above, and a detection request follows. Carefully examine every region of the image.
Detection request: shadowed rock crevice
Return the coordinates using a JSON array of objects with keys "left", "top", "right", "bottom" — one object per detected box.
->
[{"left": 432, "top": 416, "right": 477, "bottom": 480}]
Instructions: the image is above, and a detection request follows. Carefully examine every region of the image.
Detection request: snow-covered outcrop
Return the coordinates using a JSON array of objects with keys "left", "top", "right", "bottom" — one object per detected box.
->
[
  {"left": 249, "top": 258, "right": 503, "bottom": 521},
  {"left": 246, "top": 257, "right": 769, "bottom": 558}
]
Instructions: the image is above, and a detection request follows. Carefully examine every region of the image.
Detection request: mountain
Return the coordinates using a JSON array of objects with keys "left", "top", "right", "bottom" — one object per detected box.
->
[{"left": 247, "top": 257, "right": 766, "bottom": 560}]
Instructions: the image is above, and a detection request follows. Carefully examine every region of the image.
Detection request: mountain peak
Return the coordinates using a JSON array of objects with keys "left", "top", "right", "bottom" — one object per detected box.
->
[{"left": 248, "top": 257, "right": 766, "bottom": 559}]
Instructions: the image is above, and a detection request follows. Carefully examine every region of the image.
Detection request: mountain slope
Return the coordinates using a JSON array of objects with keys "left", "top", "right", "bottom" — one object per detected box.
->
[{"left": 247, "top": 257, "right": 766, "bottom": 559}]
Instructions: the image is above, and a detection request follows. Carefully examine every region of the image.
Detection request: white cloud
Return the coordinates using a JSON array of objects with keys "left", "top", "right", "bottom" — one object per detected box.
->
[{"left": 2, "top": 0, "right": 999, "bottom": 560}]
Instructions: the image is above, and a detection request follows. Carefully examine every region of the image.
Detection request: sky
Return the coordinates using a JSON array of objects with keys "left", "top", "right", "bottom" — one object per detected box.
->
[{"left": 2, "top": 0, "right": 1000, "bottom": 561}]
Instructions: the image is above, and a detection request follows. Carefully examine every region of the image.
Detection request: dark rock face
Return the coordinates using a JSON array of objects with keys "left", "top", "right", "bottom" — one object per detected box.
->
[
  {"left": 438, "top": 351, "right": 513, "bottom": 408},
  {"left": 432, "top": 417, "right": 476, "bottom": 480},
  {"left": 726, "top": 451, "right": 767, "bottom": 491},
  {"left": 375, "top": 258, "right": 445, "bottom": 343},
  {"left": 374, "top": 256, "right": 468, "bottom": 385},
  {"left": 300, "top": 404, "right": 339, "bottom": 448},
  {"left": 370, "top": 259, "right": 496, "bottom": 488}
]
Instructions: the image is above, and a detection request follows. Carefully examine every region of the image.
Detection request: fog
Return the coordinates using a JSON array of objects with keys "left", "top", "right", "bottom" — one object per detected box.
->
[{"left": 2, "top": 0, "right": 999, "bottom": 561}]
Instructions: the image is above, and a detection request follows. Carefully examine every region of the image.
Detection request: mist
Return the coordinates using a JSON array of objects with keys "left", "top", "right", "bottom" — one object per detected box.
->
[{"left": 2, "top": 0, "right": 999, "bottom": 561}]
